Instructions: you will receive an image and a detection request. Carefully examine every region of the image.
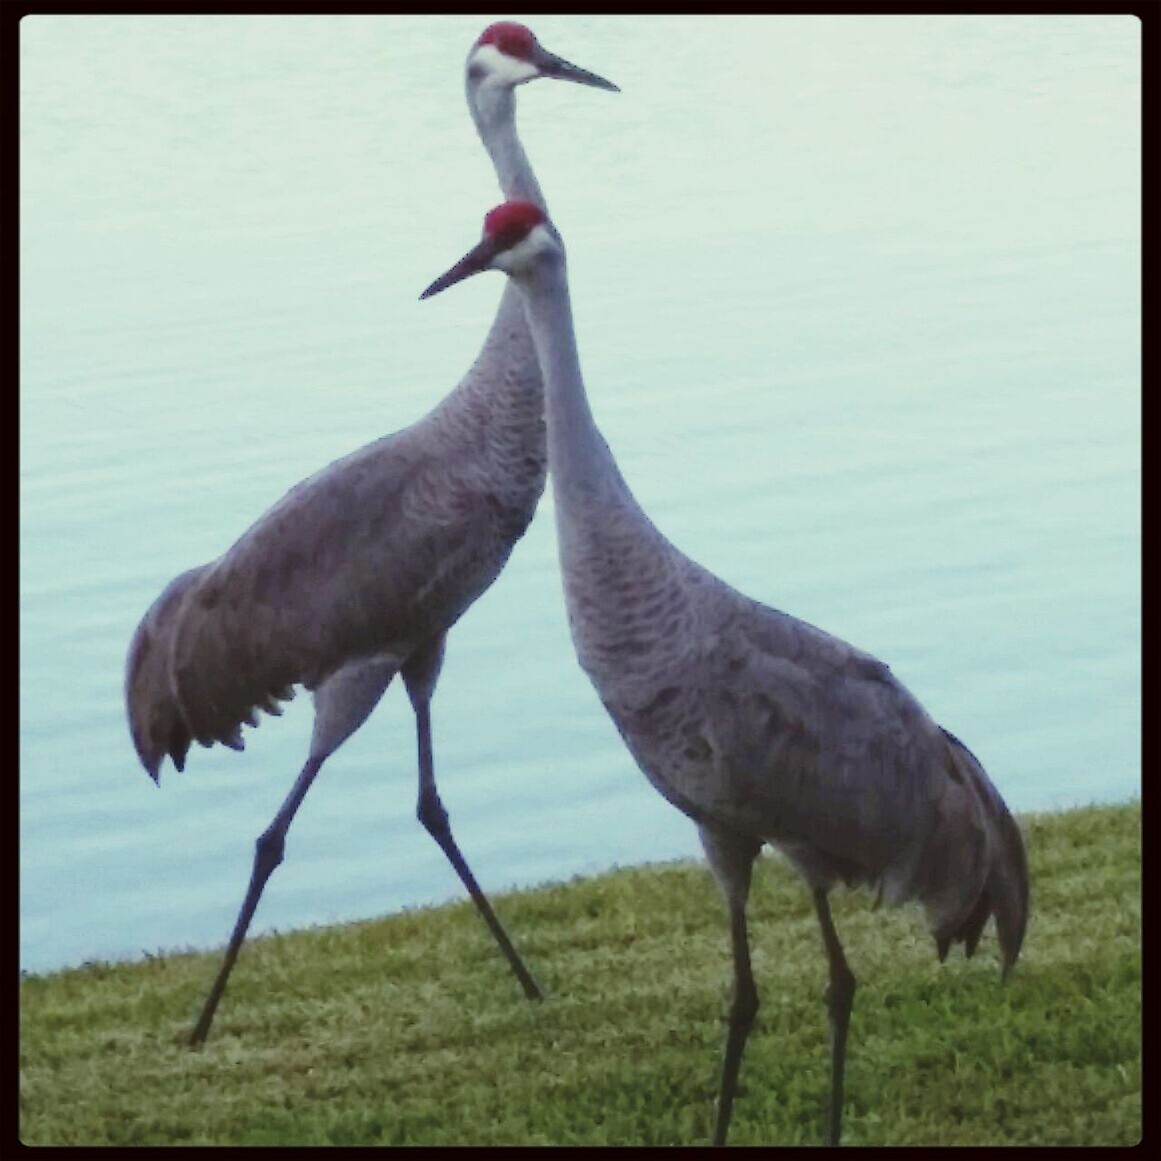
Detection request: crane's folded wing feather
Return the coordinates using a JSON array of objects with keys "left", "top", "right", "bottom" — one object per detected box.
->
[
  {"left": 125, "top": 564, "right": 209, "bottom": 778},
  {"left": 707, "top": 599, "right": 1027, "bottom": 968},
  {"left": 168, "top": 435, "right": 476, "bottom": 746},
  {"left": 127, "top": 423, "right": 519, "bottom": 774}
]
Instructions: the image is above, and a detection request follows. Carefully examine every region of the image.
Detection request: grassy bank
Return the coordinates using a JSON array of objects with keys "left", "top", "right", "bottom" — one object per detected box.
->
[{"left": 20, "top": 801, "right": 1139, "bottom": 1145}]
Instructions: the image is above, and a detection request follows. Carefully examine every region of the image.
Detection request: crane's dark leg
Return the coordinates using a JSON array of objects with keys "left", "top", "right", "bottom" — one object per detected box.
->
[
  {"left": 813, "top": 889, "right": 856, "bottom": 1146},
  {"left": 189, "top": 753, "right": 325, "bottom": 1047},
  {"left": 403, "top": 642, "right": 542, "bottom": 1001},
  {"left": 714, "top": 894, "right": 760, "bottom": 1146},
  {"left": 700, "top": 827, "right": 762, "bottom": 1147}
]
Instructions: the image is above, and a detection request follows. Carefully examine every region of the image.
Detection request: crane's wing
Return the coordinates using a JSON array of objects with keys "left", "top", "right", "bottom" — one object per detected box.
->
[
  {"left": 701, "top": 593, "right": 1027, "bottom": 969},
  {"left": 933, "top": 729, "right": 1029, "bottom": 972},
  {"left": 697, "top": 598, "right": 941, "bottom": 864},
  {"left": 125, "top": 564, "right": 209, "bottom": 779},
  {"left": 127, "top": 424, "right": 509, "bottom": 777}
]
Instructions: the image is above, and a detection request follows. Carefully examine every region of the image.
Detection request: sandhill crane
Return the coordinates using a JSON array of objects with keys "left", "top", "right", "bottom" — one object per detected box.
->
[
  {"left": 421, "top": 201, "right": 1030, "bottom": 1146},
  {"left": 124, "top": 26, "right": 617, "bottom": 1048}
]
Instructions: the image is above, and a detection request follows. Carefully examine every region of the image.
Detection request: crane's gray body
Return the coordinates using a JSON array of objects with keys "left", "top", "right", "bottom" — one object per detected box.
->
[
  {"left": 127, "top": 286, "right": 544, "bottom": 772},
  {"left": 559, "top": 483, "right": 1021, "bottom": 946},
  {"left": 516, "top": 245, "right": 1027, "bottom": 964}
]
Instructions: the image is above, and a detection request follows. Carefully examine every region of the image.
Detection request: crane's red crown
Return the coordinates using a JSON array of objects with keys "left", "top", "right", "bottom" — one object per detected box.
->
[
  {"left": 477, "top": 22, "right": 536, "bottom": 60},
  {"left": 484, "top": 201, "right": 546, "bottom": 250}
]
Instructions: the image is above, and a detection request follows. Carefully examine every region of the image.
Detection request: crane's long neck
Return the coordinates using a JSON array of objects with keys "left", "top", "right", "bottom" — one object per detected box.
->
[
  {"left": 431, "top": 77, "right": 547, "bottom": 474},
  {"left": 518, "top": 259, "right": 628, "bottom": 506},
  {"left": 470, "top": 84, "right": 547, "bottom": 210},
  {"left": 517, "top": 255, "right": 682, "bottom": 695},
  {"left": 427, "top": 79, "right": 546, "bottom": 489}
]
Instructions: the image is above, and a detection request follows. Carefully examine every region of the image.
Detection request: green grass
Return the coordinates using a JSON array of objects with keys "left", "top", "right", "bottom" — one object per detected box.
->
[{"left": 20, "top": 802, "right": 1139, "bottom": 1145}]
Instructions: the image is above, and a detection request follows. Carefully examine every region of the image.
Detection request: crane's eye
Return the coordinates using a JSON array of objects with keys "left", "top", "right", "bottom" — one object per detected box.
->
[{"left": 468, "top": 62, "right": 486, "bottom": 82}]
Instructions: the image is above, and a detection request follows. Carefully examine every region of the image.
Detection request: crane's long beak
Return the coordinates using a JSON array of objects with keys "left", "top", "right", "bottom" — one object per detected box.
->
[
  {"left": 534, "top": 45, "right": 619, "bottom": 92},
  {"left": 419, "top": 237, "right": 501, "bottom": 300}
]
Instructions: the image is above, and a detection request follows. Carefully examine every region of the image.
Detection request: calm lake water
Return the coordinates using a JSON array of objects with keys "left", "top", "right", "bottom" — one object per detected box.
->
[{"left": 20, "top": 15, "right": 1140, "bottom": 975}]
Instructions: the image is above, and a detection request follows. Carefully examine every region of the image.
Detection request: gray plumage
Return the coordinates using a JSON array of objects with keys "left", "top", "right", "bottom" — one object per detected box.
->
[
  {"left": 124, "top": 25, "right": 616, "bottom": 1047},
  {"left": 131, "top": 353, "right": 545, "bottom": 766},
  {"left": 422, "top": 203, "right": 1029, "bottom": 1146}
]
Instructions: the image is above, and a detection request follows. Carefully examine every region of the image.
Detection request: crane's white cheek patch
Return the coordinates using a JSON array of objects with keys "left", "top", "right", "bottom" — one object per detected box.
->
[
  {"left": 502, "top": 226, "right": 558, "bottom": 275},
  {"left": 472, "top": 43, "right": 539, "bottom": 87}
]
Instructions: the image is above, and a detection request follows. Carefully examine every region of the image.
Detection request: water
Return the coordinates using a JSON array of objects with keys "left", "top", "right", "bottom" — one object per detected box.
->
[{"left": 20, "top": 15, "right": 1140, "bottom": 975}]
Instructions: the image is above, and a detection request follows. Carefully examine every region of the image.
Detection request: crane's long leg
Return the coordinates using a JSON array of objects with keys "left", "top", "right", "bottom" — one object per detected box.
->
[
  {"left": 189, "top": 753, "right": 325, "bottom": 1047},
  {"left": 412, "top": 697, "right": 542, "bottom": 1000},
  {"left": 813, "top": 889, "right": 856, "bottom": 1146},
  {"left": 699, "top": 826, "right": 762, "bottom": 1146},
  {"left": 714, "top": 893, "right": 759, "bottom": 1146}
]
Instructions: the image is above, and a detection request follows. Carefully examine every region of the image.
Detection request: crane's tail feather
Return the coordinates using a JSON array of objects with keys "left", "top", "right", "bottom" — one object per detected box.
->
[
  {"left": 989, "top": 802, "right": 1030, "bottom": 977},
  {"left": 126, "top": 566, "right": 304, "bottom": 780},
  {"left": 936, "top": 729, "right": 1030, "bottom": 975},
  {"left": 125, "top": 567, "right": 206, "bottom": 782},
  {"left": 169, "top": 727, "right": 191, "bottom": 773}
]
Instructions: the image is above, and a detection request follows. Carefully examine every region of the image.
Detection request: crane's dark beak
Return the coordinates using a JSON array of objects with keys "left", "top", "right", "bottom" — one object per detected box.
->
[
  {"left": 534, "top": 45, "right": 619, "bottom": 92},
  {"left": 420, "top": 237, "right": 501, "bottom": 300}
]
